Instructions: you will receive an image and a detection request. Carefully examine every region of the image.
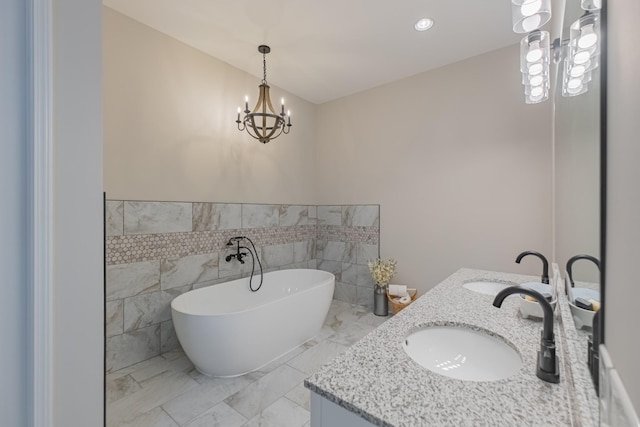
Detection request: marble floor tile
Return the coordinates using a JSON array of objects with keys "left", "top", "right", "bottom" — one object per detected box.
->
[
  {"left": 111, "top": 406, "right": 178, "bottom": 427},
  {"left": 325, "top": 299, "right": 355, "bottom": 319},
  {"left": 106, "top": 372, "right": 142, "bottom": 404},
  {"left": 328, "top": 312, "right": 388, "bottom": 347},
  {"left": 107, "top": 299, "right": 389, "bottom": 426},
  {"left": 162, "top": 375, "right": 255, "bottom": 425},
  {"left": 129, "top": 354, "right": 193, "bottom": 386},
  {"left": 107, "top": 370, "right": 198, "bottom": 426},
  {"left": 182, "top": 402, "right": 247, "bottom": 427},
  {"left": 323, "top": 304, "right": 370, "bottom": 334},
  {"left": 285, "top": 383, "right": 310, "bottom": 411},
  {"left": 243, "top": 397, "right": 309, "bottom": 427},
  {"left": 224, "top": 364, "right": 306, "bottom": 419},
  {"left": 286, "top": 340, "right": 349, "bottom": 376}
]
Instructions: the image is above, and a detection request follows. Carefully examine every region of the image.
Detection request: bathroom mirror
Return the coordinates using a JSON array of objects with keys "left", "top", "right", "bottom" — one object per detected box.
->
[
  {"left": 553, "top": 0, "right": 605, "bottom": 403},
  {"left": 553, "top": 1, "right": 602, "bottom": 295}
]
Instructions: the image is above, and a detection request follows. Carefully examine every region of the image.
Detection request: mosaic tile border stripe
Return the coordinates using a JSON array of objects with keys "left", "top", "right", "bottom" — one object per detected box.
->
[
  {"left": 316, "top": 225, "right": 379, "bottom": 245},
  {"left": 106, "top": 225, "right": 316, "bottom": 265}
]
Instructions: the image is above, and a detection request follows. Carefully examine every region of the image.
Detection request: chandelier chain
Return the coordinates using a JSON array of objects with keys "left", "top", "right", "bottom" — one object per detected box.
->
[{"left": 262, "top": 52, "right": 267, "bottom": 84}]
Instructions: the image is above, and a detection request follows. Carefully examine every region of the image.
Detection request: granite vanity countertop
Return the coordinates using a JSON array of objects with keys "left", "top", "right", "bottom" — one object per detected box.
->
[
  {"left": 305, "top": 268, "right": 577, "bottom": 427},
  {"left": 555, "top": 277, "right": 599, "bottom": 427}
]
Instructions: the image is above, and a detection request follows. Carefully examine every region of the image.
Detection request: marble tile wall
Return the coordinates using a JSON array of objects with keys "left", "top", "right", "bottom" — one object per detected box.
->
[
  {"left": 315, "top": 205, "right": 380, "bottom": 309},
  {"left": 105, "top": 200, "right": 379, "bottom": 372}
]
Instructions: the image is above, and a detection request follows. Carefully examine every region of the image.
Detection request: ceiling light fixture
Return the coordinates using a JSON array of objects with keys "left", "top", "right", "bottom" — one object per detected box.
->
[
  {"left": 236, "top": 45, "right": 291, "bottom": 144},
  {"left": 520, "top": 30, "right": 550, "bottom": 104},
  {"left": 414, "top": 18, "right": 434, "bottom": 32},
  {"left": 511, "top": 0, "right": 551, "bottom": 33}
]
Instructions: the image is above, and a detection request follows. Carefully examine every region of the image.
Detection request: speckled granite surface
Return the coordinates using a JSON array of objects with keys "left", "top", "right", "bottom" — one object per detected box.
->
[
  {"left": 555, "top": 272, "right": 599, "bottom": 427},
  {"left": 305, "top": 268, "right": 592, "bottom": 427}
]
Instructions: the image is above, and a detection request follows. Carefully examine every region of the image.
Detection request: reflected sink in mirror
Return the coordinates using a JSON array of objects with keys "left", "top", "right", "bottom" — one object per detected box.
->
[
  {"left": 463, "top": 281, "right": 512, "bottom": 296},
  {"left": 403, "top": 326, "right": 522, "bottom": 382}
]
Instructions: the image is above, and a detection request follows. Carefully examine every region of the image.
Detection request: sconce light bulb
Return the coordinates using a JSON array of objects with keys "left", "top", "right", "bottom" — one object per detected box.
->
[
  {"left": 521, "top": 14, "right": 542, "bottom": 33},
  {"left": 526, "top": 47, "right": 543, "bottom": 63},
  {"left": 529, "top": 75, "right": 544, "bottom": 86},
  {"left": 530, "top": 86, "right": 544, "bottom": 97},
  {"left": 567, "top": 82, "right": 584, "bottom": 94},
  {"left": 578, "top": 26, "right": 598, "bottom": 49},
  {"left": 528, "top": 62, "right": 544, "bottom": 75},
  {"left": 287, "top": 110, "right": 291, "bottom": 116},
  {"left": 570, "top": 65, "right": 586, "bottom": 77},
  {"left": 237, "top": 107, "right": 241, "bottom": 113},
  {"left": 521, "top": 0, "right": 542, "bottom": 17},
  {"left": 567, "top": 78, "right": 583, "bottom": 90},
  {"left": 573, "top": 50, "right": 592, "bottom": 65}
]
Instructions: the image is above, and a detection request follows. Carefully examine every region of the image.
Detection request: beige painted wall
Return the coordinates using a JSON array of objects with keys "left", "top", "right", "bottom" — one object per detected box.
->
[
  {"left": 606, "top": 0, "right": 640, "bottom": 413},
  {"left": 104, "top": 8, "right": 317, "bottom": 204},
  {"left": 554, "top": 70, "right": 600, "bottom": 283},
  {"left": 315, "top": 45, "right": 553, "bottom": 291},
  {"left": 104, "top": 9, "right": 553, "bottom": 293}
]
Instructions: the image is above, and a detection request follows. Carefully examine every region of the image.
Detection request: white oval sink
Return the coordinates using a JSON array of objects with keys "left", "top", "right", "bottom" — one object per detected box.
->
[
  {"left": 463, "top": 281, "right": 511, "bottom": 296},
  {"left": 403, "top": 326, "right": 522, "bottom": 382}
]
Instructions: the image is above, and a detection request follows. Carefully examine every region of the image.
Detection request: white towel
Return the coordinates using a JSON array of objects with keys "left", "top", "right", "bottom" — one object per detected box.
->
[{"left": 389, "top": 284, "right": 408, "bottom": 297}]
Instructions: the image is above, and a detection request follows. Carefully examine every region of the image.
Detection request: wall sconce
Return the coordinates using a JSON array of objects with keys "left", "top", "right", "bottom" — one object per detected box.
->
[
  {"left": 511, "top": 0, "right": 552, "bottom": 33},
  {"left": 520, "top": 31, "right": 551, "bottom": 104},
  {"left": 562, "top": 13, "right": 600, "bottom": 97}
]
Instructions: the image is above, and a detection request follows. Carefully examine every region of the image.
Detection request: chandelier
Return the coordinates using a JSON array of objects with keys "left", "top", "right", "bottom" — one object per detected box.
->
[{"left": 236, "top": 45, "right": 292, "bottom": 144}]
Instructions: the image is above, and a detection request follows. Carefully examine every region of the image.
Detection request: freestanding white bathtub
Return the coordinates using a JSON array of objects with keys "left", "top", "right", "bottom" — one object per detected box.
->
[{"left": 171, "top": 268, "right": 335, "bottom": 377}]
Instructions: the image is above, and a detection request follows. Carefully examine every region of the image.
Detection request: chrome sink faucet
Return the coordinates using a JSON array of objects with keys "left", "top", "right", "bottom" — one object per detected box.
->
[
  {"left": 493, "top": 286, "right": 560, "bottom": 383},
  {"left": 515, "top": 250, "right": 550, "bottom": 284}
]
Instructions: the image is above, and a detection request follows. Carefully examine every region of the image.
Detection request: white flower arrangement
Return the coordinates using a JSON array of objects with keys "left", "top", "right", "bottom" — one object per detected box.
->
[{"left": 367, "top": 258, "right": 397, "bottom": 288}]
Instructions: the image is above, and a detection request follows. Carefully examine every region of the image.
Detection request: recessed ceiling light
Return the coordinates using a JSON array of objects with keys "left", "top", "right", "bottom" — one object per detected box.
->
[{"left": 414, "top": 18, "right": 434, "bottom": 32}]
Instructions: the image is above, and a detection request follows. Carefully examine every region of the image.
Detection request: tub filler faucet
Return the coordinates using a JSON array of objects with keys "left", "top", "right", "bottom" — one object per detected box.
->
[
  {"left": 224, "top": 236, "right": 264, "bottom": 292},
  {"left": 226, "top": 237, "right": 249, "bottom": 264},
  {"left": 493, "top": 286, "right": 560, "bottom": 383}
]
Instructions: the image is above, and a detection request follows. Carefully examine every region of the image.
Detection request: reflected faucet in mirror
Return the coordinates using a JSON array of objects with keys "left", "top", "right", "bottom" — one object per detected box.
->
[
  {"left": 566, "top": 254, "right": 601, "bottom": 287},
  {"left": 515, "top": 250, "right": 550, "bottom": 284}
]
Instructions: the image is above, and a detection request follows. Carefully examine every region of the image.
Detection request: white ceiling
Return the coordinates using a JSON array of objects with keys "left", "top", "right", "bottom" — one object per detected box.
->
[{"left": 103, "top": 0, "right": 526, "bottom": 104}]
